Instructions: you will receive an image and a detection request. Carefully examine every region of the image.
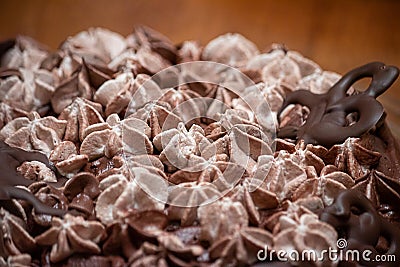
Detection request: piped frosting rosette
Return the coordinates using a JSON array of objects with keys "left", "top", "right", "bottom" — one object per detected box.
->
[{"left": 122, "top": 61, "right": 276, "bottom": 209}]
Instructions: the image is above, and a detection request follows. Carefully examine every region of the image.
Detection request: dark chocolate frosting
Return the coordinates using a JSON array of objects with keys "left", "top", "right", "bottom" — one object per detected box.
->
[
  {"left": 0, "top": 140, "right": 65, "bottom": 216},
  {"left": 278, "top": 62, "right": 399, "bottom": 147}
]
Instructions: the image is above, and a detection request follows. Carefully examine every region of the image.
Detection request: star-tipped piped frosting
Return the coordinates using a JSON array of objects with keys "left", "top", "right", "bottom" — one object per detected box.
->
[{"left": 0, "top": 27, "right": 399, "bottom": 267}]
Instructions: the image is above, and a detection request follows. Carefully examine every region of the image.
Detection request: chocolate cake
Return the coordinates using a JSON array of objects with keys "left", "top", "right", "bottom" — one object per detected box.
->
[{"left": 0, "top": 26, "right": 399, "bottom": 267}]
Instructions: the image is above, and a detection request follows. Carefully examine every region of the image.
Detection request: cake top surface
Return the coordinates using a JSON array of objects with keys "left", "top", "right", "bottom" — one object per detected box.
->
[{"left": 0, "top": 26, "right": 399, "bottom": 267}]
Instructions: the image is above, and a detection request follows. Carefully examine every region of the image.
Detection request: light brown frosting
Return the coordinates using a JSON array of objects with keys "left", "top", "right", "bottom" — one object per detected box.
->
[
  {"left": 0, "top": 112, "right": 66, "bottom": 155},
  {"left": 202, "top": 33, "right": 259, "bottom": 67},
  {"left": 61, "top": 28, "right": 127, "bottom": 66},
  {"left": 95, "top": 170, "right": 167, "bottom": 225},
  {"left": 35, "top": 214, "right": 105, "bottom": 263},
  {"left": 1, "top": 36, "right": 48, "bottom": 70},
  {"left": 60, "top": 98, "right": 104, "bottom": 143},
  {"left": 0, "top": 208, "right": 36, "bottom": 258},
  {"left": 0, "top": 68, "right": 55, "bottom": 112},
  {"left": 0, "top": 26, "right": 399, "bottom": 266},
  {"left": 177, "top": 41, "right": 202, "bottom": 63},
  {"left": 198, "top": 197, "right": 248, "bottom": 243}
]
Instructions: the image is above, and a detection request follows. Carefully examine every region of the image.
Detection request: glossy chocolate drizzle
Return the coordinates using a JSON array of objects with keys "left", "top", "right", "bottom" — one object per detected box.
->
[
  {"left": 278, "top": 62, "right": 399, "bottom": 147},
  {"left": 0, "top": 141, "right": 65, "bottom": 216},
  {"left": 320, "top": 189, "right": 400, "bottom": 267}
]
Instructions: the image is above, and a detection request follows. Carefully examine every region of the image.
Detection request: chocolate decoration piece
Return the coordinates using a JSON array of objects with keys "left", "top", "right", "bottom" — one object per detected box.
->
[
  {"left": 278, "top": 62, "right": 399, "bottom": 147},
  {"left": 0, "top": 141, "right": 65, "bottom": 216},
  {"left": 320, "top": 189, "right": 400, "bottom": 267}
]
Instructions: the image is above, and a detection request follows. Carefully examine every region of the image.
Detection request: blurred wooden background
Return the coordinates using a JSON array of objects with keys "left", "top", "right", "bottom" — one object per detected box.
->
[{"left": 0, "top": 0, "right": 399, "bottom": 135}]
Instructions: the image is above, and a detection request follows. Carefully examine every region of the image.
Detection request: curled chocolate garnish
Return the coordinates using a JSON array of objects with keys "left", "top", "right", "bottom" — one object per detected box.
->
[
  {"left": 0, "top": 140, "right": 65, "bottom": 216},
  {"left": 278, "top": 62, "right": 399, "bottom": 147},
  {"left": 320, "top": 189, "right": 400, "bottom": 267}
]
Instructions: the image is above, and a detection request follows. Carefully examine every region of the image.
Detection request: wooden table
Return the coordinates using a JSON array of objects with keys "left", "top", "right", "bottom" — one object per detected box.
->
[{"left": 1, "top": 0, "right": 399, "bottom": 135}]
